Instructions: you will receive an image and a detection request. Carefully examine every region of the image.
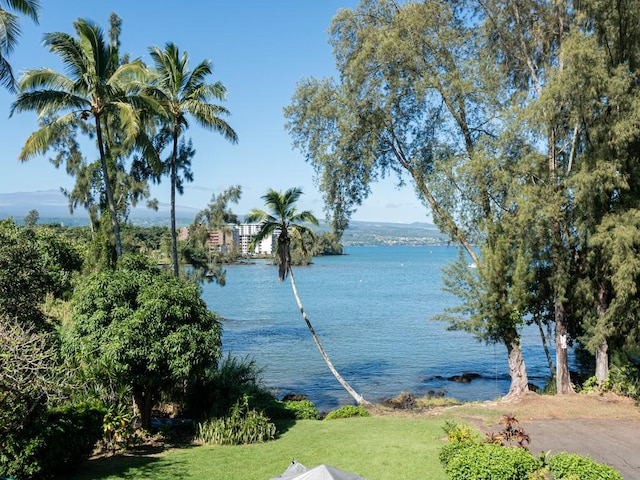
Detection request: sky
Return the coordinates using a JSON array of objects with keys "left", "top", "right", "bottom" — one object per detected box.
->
[{"left": 0, "top": 0, "right": 432, "bottom": 224}]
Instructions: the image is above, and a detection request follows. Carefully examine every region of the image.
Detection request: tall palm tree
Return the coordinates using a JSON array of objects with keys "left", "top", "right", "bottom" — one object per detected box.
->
[
  {"left": 247, "top": 187, "right": 370, "bottom": 406},
  {"left": 11, "top": 18, "right": 152, "bottom": 260},
  {"left": 0, "top": 0, "right": 40, "bottom": 91},
  {"left": 147, "top": 42, "right": 238, "bottom": 277}
]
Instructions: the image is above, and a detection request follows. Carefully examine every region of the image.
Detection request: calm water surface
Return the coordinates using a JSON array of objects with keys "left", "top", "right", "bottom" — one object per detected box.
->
[{"left": 201, "top": 246, "right": 557, "bottom": 410}]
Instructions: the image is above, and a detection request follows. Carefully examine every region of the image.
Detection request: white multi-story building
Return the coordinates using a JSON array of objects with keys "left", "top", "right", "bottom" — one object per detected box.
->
[{"left": 235, "top": 223, "right": 275, "bottom": 255}]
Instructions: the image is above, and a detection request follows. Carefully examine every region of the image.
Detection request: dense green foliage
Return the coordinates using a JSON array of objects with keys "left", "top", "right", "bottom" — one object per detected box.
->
[
  {"left": 443, "top": 442, "right": 541, "bottom": 480},
  {"left": 282, "top": 399, "right": 320, "bottom": 420},
  {"left": 0, "top": 403, "right": 104, "bottom": 479},
  {"left": 324, "top": 405, "right": 370, "bottom": 420},
  {"left": 196, "top": 396, "right": 276, "bottom": 445},
  {"left": 62, "top": 254, "right": 222, "bottom": 428},
  {"left": 548, "top": 452, "right": 623, "bottom": 480},
  {"left": 0, "top": 219, "right": 81, "bottom": 328}
]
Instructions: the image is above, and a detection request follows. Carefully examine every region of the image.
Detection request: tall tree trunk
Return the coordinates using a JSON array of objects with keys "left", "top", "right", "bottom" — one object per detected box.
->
[
  {"left": 504, "top": 331, "right": 529, "bottom": 399},
  {"left": 95, "top": 116, "right": 122, "bottom": 259},
  {"left": 170, "top": 133, "right": 179, "bottom": 277},
  {"left": 288, "top": 269, "right": 370, "bottom": 406},
  {"left": 554, "top": 302, "right": 574, "bottom": 394},
  {"left": 595, "top": 281, "right": 609, "bottom": 385},
  {"left": 132, "top": 387, "right": 154, "bottom": 430},
  {"left": 595, "top": 339, "right": 608, "bottom": 385}
]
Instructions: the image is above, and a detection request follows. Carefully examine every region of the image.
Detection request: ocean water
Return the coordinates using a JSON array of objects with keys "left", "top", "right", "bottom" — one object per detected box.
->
[{"left": 200, "top": 246, "right": 557, "bottom": 411}]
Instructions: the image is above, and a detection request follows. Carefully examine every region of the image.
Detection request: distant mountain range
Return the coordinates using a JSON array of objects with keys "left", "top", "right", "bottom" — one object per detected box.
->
[
  {"left": 0, "top": 189, "right": 448, "bottom": 245},
  {"left": 0, "top": 189, "right": 199, "bottom": 226}
]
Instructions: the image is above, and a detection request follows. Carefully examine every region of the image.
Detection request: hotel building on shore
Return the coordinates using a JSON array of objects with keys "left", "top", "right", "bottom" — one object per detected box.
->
[{"left": 190, "top": 223, "right": 275, "bottom": 256}]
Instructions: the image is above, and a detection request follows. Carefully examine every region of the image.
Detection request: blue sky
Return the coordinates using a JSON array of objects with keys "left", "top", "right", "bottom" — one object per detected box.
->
[{"left": 0, "top": 0, "right": 431, "bottom": 224}]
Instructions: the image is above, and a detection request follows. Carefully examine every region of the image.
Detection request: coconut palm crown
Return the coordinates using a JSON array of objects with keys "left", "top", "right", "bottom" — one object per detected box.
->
[
  {"left": 10, "top": 18, "right": 157, "bottom": 260},
  {"left": 147, "top": 42, "right": 238, "bottom": 277},
  {"left": 246, "top": 187, "right": 319, "bottom": 281}
]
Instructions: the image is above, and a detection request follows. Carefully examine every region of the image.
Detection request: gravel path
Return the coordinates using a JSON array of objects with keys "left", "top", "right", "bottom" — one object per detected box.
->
[{"left": 521, "top": 419, "right": 640, "bottom": 479}]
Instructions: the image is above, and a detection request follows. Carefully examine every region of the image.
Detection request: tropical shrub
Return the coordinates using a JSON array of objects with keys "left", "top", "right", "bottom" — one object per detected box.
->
[
  {"left": 196, "top": 395, "right": 276, "bottom": 445},
  {"left": 283, "top": 399, "right": 320, "bottom": 420},
  {"left": 324, "top": 405, "right": 370, "bottom": 420},
  {"left": 183, "top": 354, "right": 268, "bottom": 419},
  {"left": 444, "top": 442, "right": 541, "bottom": 480},
  {"left": 603, "top": 363, "right": 640, "bottom": 400},
  {"left": 484, "top": 414, "right": 530, "bottom": 449},
  {"left": 439, "top": 420, "right": 481, "bottom": 468},
  {"left": 102, "top": 403, "right": 142, "bottom": 452},
  {"left": 579, "top": 375, "right": 601, "bottom": 394},
  {"left": 548, "top": 452, "right": 623, "bottom": 480},
  {"left": 442, "top": 419, "right": 480, "bottom": 443}
]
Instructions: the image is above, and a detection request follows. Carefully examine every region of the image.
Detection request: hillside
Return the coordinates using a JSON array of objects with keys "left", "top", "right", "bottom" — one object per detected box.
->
[{"left": 0, "top": 190, "right": 448, "bottom": 245}]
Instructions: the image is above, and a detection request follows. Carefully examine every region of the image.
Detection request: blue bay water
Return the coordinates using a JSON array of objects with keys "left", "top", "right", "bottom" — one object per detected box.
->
[{"left": 200, "top": 246, "right": 556, "bottom": 411}]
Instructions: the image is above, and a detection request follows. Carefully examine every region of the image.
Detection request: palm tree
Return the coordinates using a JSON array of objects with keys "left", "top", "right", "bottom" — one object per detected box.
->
[
  {"left": 11, "top": 18, "right": 153, "bottom": 260},
  {"left": 147, "top": 42, "right": 238, "bottom": 277},
  {"left": 247, "top": 187, "right": 370, "bottom": 406},
  {"left": 0, "top": 0, "right": 40, "bottom": 91}
]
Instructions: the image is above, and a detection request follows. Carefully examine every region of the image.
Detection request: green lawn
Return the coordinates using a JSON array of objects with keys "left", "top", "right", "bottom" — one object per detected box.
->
[{"left": 60, "top": 416, "right": 449, "bottom": 480}]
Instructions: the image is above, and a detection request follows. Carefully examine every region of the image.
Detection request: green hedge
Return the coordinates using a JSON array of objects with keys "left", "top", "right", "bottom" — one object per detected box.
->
[
  {"left": 283, "top": 400, "right": 320, "bottom": 420},
  {"left": 444, "top": 443, "right": 540, "bottom": 480},
  {"left": 324, "top": 405, "right": 370, "bottom": 420},
  {"left": 548, "top": 452, "right": 623, "bottom": 480},
  {"left": 0, "top": 403, "right": 105, "bottom": 479}
]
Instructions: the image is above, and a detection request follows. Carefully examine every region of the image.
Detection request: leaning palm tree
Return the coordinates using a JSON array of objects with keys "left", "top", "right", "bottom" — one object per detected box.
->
[
  {"left": 247, "top": 187, "right": 370, "bottom": 406},
  {"left": 11, "top": 18, "right": 152, "bottom": 260},
  {"left": 0, "top": 0, "right": 40, "bottom": 91},
  {"left": 147, "top": 42, "right": 238, "bottom": 277}
]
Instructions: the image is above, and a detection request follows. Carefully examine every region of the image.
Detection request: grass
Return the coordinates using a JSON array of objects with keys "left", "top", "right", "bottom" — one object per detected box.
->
[{"left": 59, "top": 416, "right": 449, "bottom": 480}]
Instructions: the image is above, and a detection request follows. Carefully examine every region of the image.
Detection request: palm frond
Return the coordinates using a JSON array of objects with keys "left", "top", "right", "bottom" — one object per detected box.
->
[
  {"left": 290, "top": 210, "right": 320, "bottom": 226},
  {"left": 19, "top": 111, "right": 78, "bottom": 160},
  {"left": 185, "top": 101, "right": 238, "bottom": 143},
  {"left": 43, "top": 31, "right": 85, "bottom": 82},
  {"left": 0, "top": 54, "right": 16, "bottom": 90},
  {"left": 111, "top": 100, "right": 140, "bottom": 147},
  {"left": 74, "top": 19, "right": 111, "bottom": 80},
  {"left": 0, "top": 9, "right": 21, "bottom": 55},
  {"left": 11, "top": 89, "right": 88, "bottom": 116},
  {"left": 111, "top": 59, "right": 147, "bottom": 86},
  {"left": 183, "top": 60, "right": 212, "bottom": 96},
  {"left": 189, "top": 81, "right": 227, "bottom": 104},
  {"left": 4, "top": 0, "right": 39, "bottom": 22},
  {"left": 16, "top": 68, "right": 74, "bottom": 92}
]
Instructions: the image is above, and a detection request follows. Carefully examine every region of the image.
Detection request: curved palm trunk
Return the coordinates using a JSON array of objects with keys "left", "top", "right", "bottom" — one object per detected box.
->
[
  {"left": 288, "top": 269, "right": 370, "bottom": 406},
  {"left": 95, "top": 116, "right": 122, "bottom": 259},
  {"left": 170, "top": 133, "right": 179, "bottom": 277}
]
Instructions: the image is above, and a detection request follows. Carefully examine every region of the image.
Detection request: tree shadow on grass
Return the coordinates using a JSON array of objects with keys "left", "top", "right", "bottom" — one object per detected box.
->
[{"left": 57, "top": 446, "right": 196, "bottom": 480}]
